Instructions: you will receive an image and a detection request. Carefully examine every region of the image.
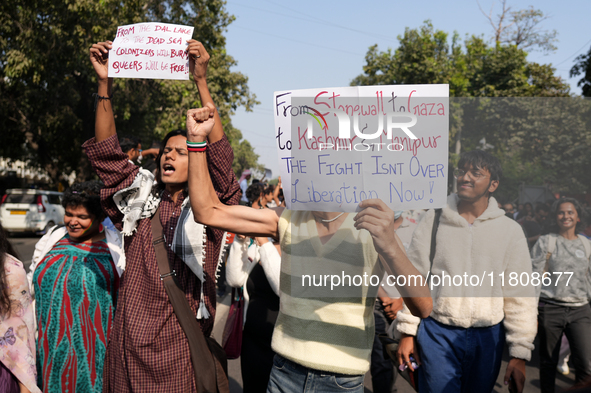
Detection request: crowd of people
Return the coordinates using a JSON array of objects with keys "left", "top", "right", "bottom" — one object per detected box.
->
[{"left": 0, "top": 39, "right": 589, "bottom": 393}]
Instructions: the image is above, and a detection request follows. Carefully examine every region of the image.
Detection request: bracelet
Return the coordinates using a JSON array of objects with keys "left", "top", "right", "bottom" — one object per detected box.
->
[
  {"left": 186, "top": 140, "right": 207, "bottom": 152},
  {"left": 186, "top": 140, "right": 207, "bottom": 147},
  {"left": 187, "top": 146, "right": 207, "bottom": 152},
  {"left": 93, "top": 93, "right": 113, "bottom": 112}
]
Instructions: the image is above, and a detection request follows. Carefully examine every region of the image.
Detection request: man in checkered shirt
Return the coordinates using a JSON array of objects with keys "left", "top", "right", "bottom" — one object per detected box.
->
[{"left": 83, "top": 40, "right": 240, "bottom": 392}]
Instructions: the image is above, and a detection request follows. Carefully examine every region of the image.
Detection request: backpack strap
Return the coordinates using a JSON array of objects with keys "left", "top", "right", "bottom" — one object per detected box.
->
[{"left": 577, "top": 234, "right": 591, "bottom": 260}]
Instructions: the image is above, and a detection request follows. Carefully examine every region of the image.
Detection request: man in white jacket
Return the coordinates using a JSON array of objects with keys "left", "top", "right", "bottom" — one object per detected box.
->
[{"left": 396, "top": 150, "right": 537, "bottom": 393}]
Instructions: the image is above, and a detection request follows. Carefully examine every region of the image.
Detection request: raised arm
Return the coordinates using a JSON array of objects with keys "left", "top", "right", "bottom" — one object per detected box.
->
[
  {"left": 187, "top": 40, "right": 224, "bottom": 144},
  {"left": 84, "top": 41, "right": 138, "bottom": 228},
  {"left": 354, "top": 199, "right": 432, "bottom": 319},
  {"left": 272, "top": 177, "right": 282, "bottom": 206},
  {"left": 186, "top": 107, "right": 280, "bottom": 238},
  {"left": 89, "top": 41, "right": 115, "bottom": 142},
  {"left": 186, "top": 40, "right": 241, "bottom": 206}
]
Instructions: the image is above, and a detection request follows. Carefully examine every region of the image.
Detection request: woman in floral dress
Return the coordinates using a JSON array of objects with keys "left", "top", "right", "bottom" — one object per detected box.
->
[{"left": 0, "top": 222, "right": 39, "bottom": 393}]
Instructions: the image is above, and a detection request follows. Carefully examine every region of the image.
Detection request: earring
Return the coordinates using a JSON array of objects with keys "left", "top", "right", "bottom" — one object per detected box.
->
[{"left": 99, "top": 223, "right": 104, "bottom": 233}]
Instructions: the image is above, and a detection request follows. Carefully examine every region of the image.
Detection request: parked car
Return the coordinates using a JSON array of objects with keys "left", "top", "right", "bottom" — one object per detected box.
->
[{"left": 0, "top": 189, "right": 65, "bottom": 235}]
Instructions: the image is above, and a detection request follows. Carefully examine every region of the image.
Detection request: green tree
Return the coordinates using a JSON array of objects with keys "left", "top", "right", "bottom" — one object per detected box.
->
[
  {"left": 350, "top": 23, "right": 461, "bottom": 94},
  {"left": 452, "top": 97, "right": 591, "bottom": 199},
  {"left": 351, "top": 21, "right": 577, "bottom": 199},
  {"left": 0, "top": 0, "right": 259, "bottom": 185},
  {"left": 570, "top": 46, "right": 591, "bottom": 97},
  {"left": 225, "top": 124, "right": 261, "bottom": 176},
  {"left": 351, "top": 22, "right": 568, "bottom": 98}
]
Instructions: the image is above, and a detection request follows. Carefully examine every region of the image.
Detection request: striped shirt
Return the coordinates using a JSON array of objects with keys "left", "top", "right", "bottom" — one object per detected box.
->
[{"left": 272, "top": 210, "right": 381, "bottom": 375}]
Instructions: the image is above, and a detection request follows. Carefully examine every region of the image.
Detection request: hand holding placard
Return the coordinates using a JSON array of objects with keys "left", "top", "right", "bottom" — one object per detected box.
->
[
  {"left": 187, "top": 39, "right": 210, "bottom": 81},
  {"left": 90, "top": 41, "right": 112, "bottom": 81}
]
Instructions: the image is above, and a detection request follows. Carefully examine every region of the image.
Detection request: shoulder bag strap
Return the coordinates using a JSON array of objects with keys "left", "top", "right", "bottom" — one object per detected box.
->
[
  {"left": 151, "top": 208, "right": 223, "bottom": 393},
  {"left": 429, "top": 208, "right": 443, "bottom": 271},
  {"left": 544, "top": 234, "right": 557, "bottom": 273}
]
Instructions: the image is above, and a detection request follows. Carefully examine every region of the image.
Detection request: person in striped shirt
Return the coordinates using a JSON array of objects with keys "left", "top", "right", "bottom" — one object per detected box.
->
[{"left": 184, "top": 106, "right": 432, "bottom": 393}]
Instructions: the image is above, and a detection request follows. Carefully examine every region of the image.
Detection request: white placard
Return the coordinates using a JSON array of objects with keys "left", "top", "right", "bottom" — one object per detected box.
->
[
  {"left": 108, "top": 22, "right": 194, "bottom": 80},
  {"left": 273, "top": 85, "right": 449, "bottom": 212}
]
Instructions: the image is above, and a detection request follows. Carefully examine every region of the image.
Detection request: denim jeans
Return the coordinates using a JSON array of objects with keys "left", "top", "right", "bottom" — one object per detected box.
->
[
  {"left": 417, "top": 317, "right": 505, "bottom": 393},
  {"left": 538, "top": 302, "right": 591, "bottom": 393},
  {"left": 266, "top": 354, "right": 364, "bottom": 393}
]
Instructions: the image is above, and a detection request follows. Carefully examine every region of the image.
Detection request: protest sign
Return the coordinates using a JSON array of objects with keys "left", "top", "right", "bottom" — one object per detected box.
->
[
  {"left": 108, "top": 22, "right": 194, "bottom": 80},
  {"left": 273, "top": 85, "right": 449, "bottom": 212}
]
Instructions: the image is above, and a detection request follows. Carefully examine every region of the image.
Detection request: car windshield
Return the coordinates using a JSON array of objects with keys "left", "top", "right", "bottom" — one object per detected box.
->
[{"left": 5, "top": 194, "right": 36, "bottom": 204}]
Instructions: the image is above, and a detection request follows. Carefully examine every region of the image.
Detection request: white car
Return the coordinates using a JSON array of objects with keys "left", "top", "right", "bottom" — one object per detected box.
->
[{"left": 0, "top": 189, "right": 65, "bottom": 235}]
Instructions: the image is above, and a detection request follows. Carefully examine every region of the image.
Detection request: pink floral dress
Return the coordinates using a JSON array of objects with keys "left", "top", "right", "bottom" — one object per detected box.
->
[{"left": 0, "top": 254, "right": 40, "bottom": 393}]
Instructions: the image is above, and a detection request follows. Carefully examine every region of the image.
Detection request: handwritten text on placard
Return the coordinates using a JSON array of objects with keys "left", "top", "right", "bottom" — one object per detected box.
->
[
  {"left": 273, "top": 85, "right": 449, "bottom": 212},
  {"left": 108, "top": 22, "right": 194, "bottom": 80}
]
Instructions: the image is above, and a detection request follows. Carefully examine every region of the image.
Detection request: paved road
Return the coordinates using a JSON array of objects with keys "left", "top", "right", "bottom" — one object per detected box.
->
[
  {"left": 213, "top": 290, "right": 576, "bottom": 393},
  {"left": 8, "top": 233, "right": 38, "bottom": 271},
  {"left": 11, "top": 235, "right": 578, "bottom": 393}
]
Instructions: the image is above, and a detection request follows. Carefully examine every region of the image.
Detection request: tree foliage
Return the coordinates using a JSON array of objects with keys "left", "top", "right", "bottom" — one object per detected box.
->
[
  {"left": 351, "top": 21, "right": 584, "bottom": 200},
  {"left": 351, "top": 22, "right": 568, "bottom": 98},
  {"left": 571, "top": 46, "right": 591, "bottom": 97},
  {"left": 453, "top": 97, "right": 591, "bottom": 200},
  {"left": 478, "top": 0, "right": 558, "bottom": 53},
  {"left": 0, "top": 0, "right": 259, "bottom": 184}
]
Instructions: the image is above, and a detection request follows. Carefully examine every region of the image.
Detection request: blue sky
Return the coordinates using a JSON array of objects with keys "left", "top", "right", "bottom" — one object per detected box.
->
[{"left": 222, "top": 0, "right": 591, "bottom": 174}]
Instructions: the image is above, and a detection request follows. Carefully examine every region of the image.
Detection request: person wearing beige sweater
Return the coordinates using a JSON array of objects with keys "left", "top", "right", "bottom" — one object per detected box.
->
[{"left": 396, "top": 150, "right": 537, "bottom": 393}]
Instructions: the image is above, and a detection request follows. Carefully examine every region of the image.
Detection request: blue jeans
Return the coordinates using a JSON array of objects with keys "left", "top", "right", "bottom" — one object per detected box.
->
[
  {"left": 417, "top": 317, "right": 505, "bottom": 393},
  {"left": 266, "top": 354, "right": 364, "bottom": 393}
]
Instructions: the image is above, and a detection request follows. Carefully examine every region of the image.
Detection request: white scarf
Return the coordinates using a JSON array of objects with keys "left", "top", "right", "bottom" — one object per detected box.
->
[{"left": 113, "top": 169, "right": 228, "bottom": 319}]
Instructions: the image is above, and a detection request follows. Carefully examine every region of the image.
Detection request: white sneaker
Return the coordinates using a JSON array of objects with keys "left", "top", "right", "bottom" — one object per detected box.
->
[{"left": 557, "top": 360, "right": 570, "bottom": 375}]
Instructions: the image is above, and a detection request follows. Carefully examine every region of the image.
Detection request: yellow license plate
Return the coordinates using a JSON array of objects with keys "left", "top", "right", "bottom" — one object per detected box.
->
[{"left": 10, "top": 210, "right": 27, "bottom": 215}]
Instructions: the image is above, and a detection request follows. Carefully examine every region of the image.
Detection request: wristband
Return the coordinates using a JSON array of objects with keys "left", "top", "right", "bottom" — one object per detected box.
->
[
  {"left": 187, "top": 146, "right": 207, "bottom": 152},
  {"left": 186, "top": 140, "right": 207, "bottom": 147},
  {"left": 186, "top": 140, "right": 206, "bottom": 152},
  {"left": 93, "top": 93, "right": 113, "bottom": 111}
]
